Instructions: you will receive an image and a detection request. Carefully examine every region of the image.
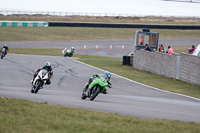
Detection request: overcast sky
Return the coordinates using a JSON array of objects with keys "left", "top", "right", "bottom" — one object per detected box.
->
[{"left": 1, "top": 0, "right": 200, "bottom": 17}]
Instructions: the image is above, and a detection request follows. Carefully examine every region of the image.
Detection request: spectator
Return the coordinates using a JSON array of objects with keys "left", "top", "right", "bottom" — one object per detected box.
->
[
  {"left": 166, "top": 46, "right": 173, "bottom": 55},
  {"left": 188, "top": 45, "right": 196, "bottom": 54},
  {"left": 145, "top": 44, "right": 152, "bottom": 52},
  {"left": 158, "top": 44, "right": 166, "bottom": 53},
  {"left": 139, "top": 36, "right": 143, "bottom": 45}
]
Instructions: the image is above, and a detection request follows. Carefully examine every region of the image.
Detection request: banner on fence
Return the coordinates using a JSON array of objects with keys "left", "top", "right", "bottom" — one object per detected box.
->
[{"left": 0, "top": 21, "right": 49, "bottom": 27}]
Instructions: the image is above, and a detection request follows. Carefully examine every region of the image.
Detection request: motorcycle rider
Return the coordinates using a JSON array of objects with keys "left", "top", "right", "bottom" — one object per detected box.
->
[
  {"left": 63, "top": 47, "right": 75, "bottom": 57},
  {"left": 84, "top": 71, "right": 112, "bottom": 94},
  {"left": 1, "top": 44, "right": 9, "bottom": 55},
  {"left": 31, "top": 62, "right": 53, "bottom": 85},
  {"left": 71, "top": 47, "right": 75, "bottom": 53}
]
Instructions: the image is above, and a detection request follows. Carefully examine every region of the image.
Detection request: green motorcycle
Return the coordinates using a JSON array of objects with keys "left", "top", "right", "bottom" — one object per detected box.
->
[
  {"left": 81, "top": 76, "right": 112, "bottom": 101},
  {"left": 63, "top": 47, "right": 75, "bottom": 57}
]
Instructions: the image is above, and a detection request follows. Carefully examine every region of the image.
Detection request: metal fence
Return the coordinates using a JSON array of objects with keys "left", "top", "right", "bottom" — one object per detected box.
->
[
  {"left": 0, "top": 10, "right": 141, "bottom": 17},
  {"left": 164, "top": 0, "right": 200, "bottom": 3},
  {"left": 0, "top": 10, "right": 199, "bottom": 18}
]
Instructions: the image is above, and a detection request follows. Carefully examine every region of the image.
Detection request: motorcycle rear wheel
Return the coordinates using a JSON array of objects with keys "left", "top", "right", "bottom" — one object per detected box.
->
[
  {"left": 81, "top": 91, "right": 87, "bottom": 100},
  {"left": 1, "top": 53, "right": 4, "bottom": 59},
  {"left": 31, "top": 87, "right": 34, "bottom": 93}
]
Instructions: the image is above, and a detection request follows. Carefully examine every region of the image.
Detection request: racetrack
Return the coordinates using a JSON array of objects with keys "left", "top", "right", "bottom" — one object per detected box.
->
[
  {"left": 1, "top": 39, "right": 200, "bottom": 57},
  {"left": 0, "top": 54, "right": 200, "bottom": 123}
]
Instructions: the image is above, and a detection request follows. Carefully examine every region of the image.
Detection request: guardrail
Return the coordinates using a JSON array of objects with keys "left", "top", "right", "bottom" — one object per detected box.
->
[
  {"left": 1, "top": 10, "right": 199, "bottom": 18},
  {"left": 0, "top": 11, "right": 142, "bottom": 17}
]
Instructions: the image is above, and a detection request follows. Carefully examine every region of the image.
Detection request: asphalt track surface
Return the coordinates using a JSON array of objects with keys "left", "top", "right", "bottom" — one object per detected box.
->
[
  {"left": 0, "top": 54, "right": 200, "bottom": 123},
  {"left": 1, "top": 39, "right": 200, "bottom": 57}
]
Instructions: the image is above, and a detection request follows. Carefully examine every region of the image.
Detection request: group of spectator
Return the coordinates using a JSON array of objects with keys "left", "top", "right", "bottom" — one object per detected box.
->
[
  {"left": 158, "top": 44, "right": 196, "bottom": 55},
  {"left": 188, "top": 45, "right": 196, "bottom": 54},
  {"left": 158, "top": 44, "right": 173, "bottom": 55},
  {"left": 140, "top": 36, "right": 196, "bottom": 55},
  {"left": 144, "top": 43, "right": 174, "bottom": 55}
]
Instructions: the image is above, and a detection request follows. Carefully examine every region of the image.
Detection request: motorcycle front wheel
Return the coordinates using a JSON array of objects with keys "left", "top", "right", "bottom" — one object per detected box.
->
[
  {"left": 90, "top": 86, "right": 100, "bottom": 101},
  {"left": 34, "top": 81, "right": 42, "bottom": 93}
]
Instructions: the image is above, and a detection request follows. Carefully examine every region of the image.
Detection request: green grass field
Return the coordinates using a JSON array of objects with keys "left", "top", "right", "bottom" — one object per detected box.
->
[
  {"left": 1, "top": 97, "right": 200, "bottom": 133},
  {"left": 1, "top": 27, "right": 200, "bottom": 42}
]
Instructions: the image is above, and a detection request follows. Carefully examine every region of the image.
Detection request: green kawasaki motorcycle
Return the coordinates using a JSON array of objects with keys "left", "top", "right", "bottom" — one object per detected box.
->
[
  {"left": 81, "top": 76, "right": 112, "bottom": 101},
  {"left": 62, "top": 47, "right": 75, "bottom": 57},
  {"left": 64, "top": 49, "right": 74, "bottom": 57}
]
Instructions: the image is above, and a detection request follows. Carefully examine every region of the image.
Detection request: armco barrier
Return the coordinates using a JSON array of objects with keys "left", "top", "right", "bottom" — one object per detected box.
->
[
  {"left": 0, "top": 21, "right": 49, "bottom": 27},
  {"left": 48, "top": 22, "right": 200, "bottom": 29}
]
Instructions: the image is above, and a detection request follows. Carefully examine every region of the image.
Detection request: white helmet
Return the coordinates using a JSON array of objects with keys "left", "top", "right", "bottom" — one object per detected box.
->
[
  {"left": 4, "top": 44, "right": 7, "bottom": 47},
  {"left": 71, "top": 47, "right": 74, "bottom": 51},
  {"left": 45, "top": 62, "right": 51, "bottom": 67}
]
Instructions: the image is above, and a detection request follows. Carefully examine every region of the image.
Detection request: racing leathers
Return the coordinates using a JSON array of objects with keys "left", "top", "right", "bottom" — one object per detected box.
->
[
  {"left": 1, "top": 46, "right": 9, "bottom": 55},
  {"left": 84, "top": 74, "right": 111, "bottom": 94},
  {"left": 32, "top": 66, "right": 53, "bottom": 85}
]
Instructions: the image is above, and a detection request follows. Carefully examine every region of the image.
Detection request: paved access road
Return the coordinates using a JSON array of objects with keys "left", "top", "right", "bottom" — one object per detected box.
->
[
  {"left": 1, "top": 39, "right": 200, "bottom": 57},
  {"left": 0, "top": 54, "right": 200, "bottom": 123}
]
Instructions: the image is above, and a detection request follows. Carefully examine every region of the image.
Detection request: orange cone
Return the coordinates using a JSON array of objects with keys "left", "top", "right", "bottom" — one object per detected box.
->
[
  {"left": 96, "top": 45, "right": 98, "bottom": 50},
  {"left": 110, "top": 45, "right": 112, "bottom": 50},
  {"left": 122, "top": 45, "right": 124, "bottom": 50},
  {"left": 84, "top": 45, "right": 86, "bottom": 50}
]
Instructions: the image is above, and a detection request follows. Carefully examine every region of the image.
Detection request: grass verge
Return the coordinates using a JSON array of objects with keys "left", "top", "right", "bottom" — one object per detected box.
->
[
  {"left": 1, "top": 97, "right": 200, "bottom": 133},
  {"left": 1, "top": 27, "right": 200, "bottom": 42},
  {"left": 9, "top": 48, "right": 200, "bottom": 99}
]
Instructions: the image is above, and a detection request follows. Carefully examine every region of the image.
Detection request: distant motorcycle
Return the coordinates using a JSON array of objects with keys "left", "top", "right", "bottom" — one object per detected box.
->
[
  {"left": 81, "top": 76, "right": 112, "bottom": 101},
  {"left": 0, "top": 48, "right": 6, "bottom": 59},
  {"left": 31, "top": 69, "right": 51, "bottom": 93},
  {"left": 62, "top": 48, "right": 75, "bottom": 57}
]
